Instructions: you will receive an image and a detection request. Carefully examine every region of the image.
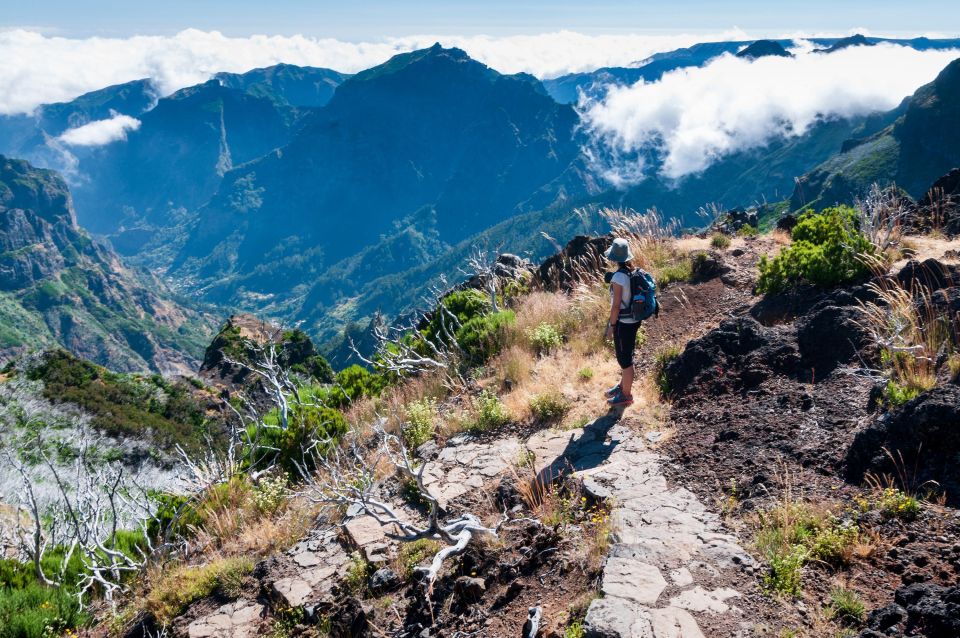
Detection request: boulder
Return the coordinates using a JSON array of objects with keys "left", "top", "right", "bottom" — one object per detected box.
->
[
  {"left": 369, "top": 567, "right": 401, "bottom": 593},
  {"left": 187, "top": 601, "right": 263, "bottom": 638},
  {"left": 453, "top": 576, "right": 486, "bottom": 602},
  {"left": 894, "top": 583, "right": 960, "bottom": 638},
  {"left": 535, "top": 235, "right": 613, "bottom": 292},
  {"left": 795, "top": 301, "right": 872, "bottom": 374},
  {"left": 583, "top": 597, "right": 654, "bottom": 638},
  {"left": 847, "top": 384, "right": 960, "bottom": 505}
]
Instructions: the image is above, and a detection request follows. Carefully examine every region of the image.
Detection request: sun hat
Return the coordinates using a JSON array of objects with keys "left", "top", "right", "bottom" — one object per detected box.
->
[{"left": 603, "top": 238, "right": 634, "bottom": 263}]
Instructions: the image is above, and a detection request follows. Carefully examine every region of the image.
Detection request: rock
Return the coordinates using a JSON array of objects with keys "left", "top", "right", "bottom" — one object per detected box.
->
[
  {"left": 713, "top": 207, "right": 759, "bottom": 234},
  {"left": 896, "top": 258, "right": 960, "bottom": 293},
  {"left": 663, "top": 317, "right": 799, "bottom": 395},
  {"left": 648, "top": 607, "right": 705, "bottom": 638},
  {"left": 775, "top": 214, "right": 798, "bottom": 233},
  {"left": 187, "top": 601, "right": 264, "bottom": 638},
  {"left": 369, "top": 567, "right": 400, "bottom": 593},
  {"left": 272, "top": 577, "right": 313, "bottom": 607},
  {"left": 600, "top": 556, "right": 667, "bottom": 606},
  {"left": 847, "top": 384, "right": 960, "bottom": 506},
  {"left": 535, "top": 235, "right": 613, "bottom": 292},
  {"left": 422, "top": 436, "right": 523, "bottom": 509},
  {"left": 327, "top": 597, "right": 369, "bottom": 638},
  {"left": 866, "top": 603, "right": 907, "bottom": 632},
  {"left": 894, "top": 583, "right": 960, "bottom": 637},
  {"left": 690, "top": 251, "right": 730, "bottom": 283},
  {"left": 453, "top": 576, "right": 486, "bottom": 602},
  {"left": 415, "top": 440, "right": 440, "bottom": 461},
  {"left": 795, "top": 301, "right": 871, "bottom": 373},
  {"left": 344, "top": 514, "right": 395, "bottom": 562},
  {"left": 668, "top": 586, "right": 740, "bottom": 614},
  {"left": 583, "top": 597, "right": 654, "bottom": 638},
  {"left": 911, "top": 168, "right": 960, "bottom": 236}
]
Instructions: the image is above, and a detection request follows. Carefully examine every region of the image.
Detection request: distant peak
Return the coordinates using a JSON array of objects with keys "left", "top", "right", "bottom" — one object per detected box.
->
[
  {"left": 815, "top": 34, "right": 875, "bottom": 54},
  {"left": 735, "top": 40, "right": 793, "bottom": 60}
]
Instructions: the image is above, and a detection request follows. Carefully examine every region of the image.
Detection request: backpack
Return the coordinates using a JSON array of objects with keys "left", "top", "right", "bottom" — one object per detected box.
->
[{"left": 618, "top": 267, "right": 658, "bottom": 322}]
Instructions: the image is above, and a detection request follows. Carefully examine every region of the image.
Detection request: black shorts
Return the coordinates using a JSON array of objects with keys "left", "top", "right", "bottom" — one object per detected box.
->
[{"left": 614, "top": 321, "right": 641, "bottom": 369}]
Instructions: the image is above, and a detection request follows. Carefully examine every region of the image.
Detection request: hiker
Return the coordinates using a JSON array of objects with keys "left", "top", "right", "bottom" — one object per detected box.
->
[{"left": 603, "top": 238, "right": 657, "bottom": 407}]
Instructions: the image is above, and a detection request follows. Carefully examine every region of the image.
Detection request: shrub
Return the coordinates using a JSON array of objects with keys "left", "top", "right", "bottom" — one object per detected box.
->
[
  {"left": 877, "top": 488, "right": 920, "bottom": 520},
  {"left": 737, "top": 223, "right": 759, "bottom": 237},
  {"left": 828, "top": 587, "right": 866, "bottom": 625},
  {"left": 255, "top": 402, "right": 349, "bottom": 475},
  {"left": 425, "top": 290, "right": 491, "bottom": 345},
  {"left": 467, "top": 390, "right": 509, "bottom": 433},
  {"left": 330, "top": 365, "right": 387, "bottom": 407},
  {"left": 456, "top": 310, "right": 515, "bottom": 365},
  {"left": 756, "top": 207, "right": 875, "bottom": 294},
  {"left": 808, "top": 520, "right": 859, "bottom": 565},
  {"left": 563, "top": 621, "right": 586, "bottom": 638},
  {"left": 653, "top": 345, "right": 681, "bottom": 396},
  {"left": 763, "top": 545, "right": 808, "bottom": 596},
  {"left": 577, "top": 367, "right": 594, "bottom": 380},
  {"left": 529, "top": 391, "right": 571, "bottom": 422},
  {"left": 710, "top": 233, "right": 731, "bottom": 249},
  {"left": 0, "top": 581, "right": 87, "bottom": 638},
  {"left": 146, "top": 556, "right": 254, "bottom": 625},
  {"left": 395, "top": 539, "right": 441, "bottom": 579},
  {"left": 402, "top": 398, "right": 437, "bottom": 448},
  {"left": 657, "top": 260, "right": 693, "bottom": 286},
  {"left": 526, "top": 322, "right": 563, "bottom": 355},
  {"left": 883, "top": 379, "right": 924, "bottom": 407},
  {"left": 253, "top": 472, "right": 289, "bottom": 514},
  {"left": 343, "top": 551, "right": 372, "bottom": 595}
]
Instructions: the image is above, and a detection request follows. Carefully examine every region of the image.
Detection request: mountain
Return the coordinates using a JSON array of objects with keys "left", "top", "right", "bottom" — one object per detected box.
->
[
  {"left": 792, "top": 56, "right": 960, "bottom": 209},
  {"left": 169, "top": 45, "right": 592, "bottom": 333},
  {"left": 735, "top": 40, "right": 793, "bottom": 59},
  {"left": 0, "top": 79, "right": 158, "bottom": 170},
  {"left": 814, "top": 33, "right": 874, "bottom": 53},
  {"left": 0, "top": 155, "right": 213, "bottom": 373},
  {"left": 215, "top": 63, "right": 349, "bottom": 108}
]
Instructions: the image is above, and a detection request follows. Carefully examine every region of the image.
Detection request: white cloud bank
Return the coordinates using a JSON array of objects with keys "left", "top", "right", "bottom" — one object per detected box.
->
[
  {"left": 0, "top": 28, "right": 749, "bottom": 114},
  {"left": 582, "top": 44, "right": 960, "bottom": 184},
  {"left": 58, "top": 113, "right": 141, "bottom": 146}
]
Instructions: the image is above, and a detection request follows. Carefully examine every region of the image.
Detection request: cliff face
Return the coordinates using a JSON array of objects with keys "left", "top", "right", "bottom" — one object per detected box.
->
[{"left": 0, "top": 155, "right": 214, "bottom": 373}]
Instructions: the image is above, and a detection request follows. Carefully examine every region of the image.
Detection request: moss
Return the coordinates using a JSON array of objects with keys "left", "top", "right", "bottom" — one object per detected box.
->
[{"left": 145, "top": 557, "right": 255, "bottom": 625}]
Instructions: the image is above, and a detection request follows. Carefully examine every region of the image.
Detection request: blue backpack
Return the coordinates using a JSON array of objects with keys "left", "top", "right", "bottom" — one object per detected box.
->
[{"left": 619, "top": 267, "right": 658, "bottom": 321}]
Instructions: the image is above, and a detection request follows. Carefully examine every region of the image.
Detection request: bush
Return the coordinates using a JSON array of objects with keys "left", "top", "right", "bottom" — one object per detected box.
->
[
  {"left": 737, "top": 223, "right": 759, "bottom": 237},
  {"left": 253, "top": 472, "right": 289, "bottom": 514},
  {"left": 146, "top": 556, "right": 254, "bottom": 625},
  {"left": 577, "top": 367, "right": 594, "bottom": 380},
  {"left": 254, "top": 401, "right": 349, "bottom": 475},
  {"left": 343, "top": 551, "right": 372, "bottom": 595},
  {"left": 756, "top": 207, "right": 875, "bottom": 294},
  {"left": 395, "top": 539, "right": 441, "bottom": 579},
  {"left": 425, "top": 290, "right": 491, "bottom": 345},
  {"left": 0, "top": 581, "right": 87, "bottom": 638},
  {"left": 402, "top": 398, "right": 437, "bottom": 448},
  {"left": 329, "top": 365, "right": 387, "bottom": 408},
  {"left": 456, "top": 310, "right": 515, "bottom": 365},
  {"left": 883, "top": 379, "right": 924, "bottom": 407},
  {"left": 877, "top": 488, "right": 920, "bottom": 520},
  {"left": 526, "top": 322, "right": 563, "bottom": 355},
  {"left": 764, "top": 545, "right": 807, "bottom": 596},
  {"left": 828, "top": 587, "right": 866, "bottom": 625},
  {"left": 710, "top": 233, "right": 731, "bottom": 249},
  {"left": 468, "top": 390, "right": 509, "bottom": 433},
  {"left": 653, "top": 345, "right": 681, "bottom": 396},
  {"left": 529, "top": 391, "right": 571, "bottom": 422}
]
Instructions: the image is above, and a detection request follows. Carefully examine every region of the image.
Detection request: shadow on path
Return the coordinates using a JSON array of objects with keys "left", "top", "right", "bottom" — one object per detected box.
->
[{"left": 534, "top": 409, "right": 627, "bottom": 486}]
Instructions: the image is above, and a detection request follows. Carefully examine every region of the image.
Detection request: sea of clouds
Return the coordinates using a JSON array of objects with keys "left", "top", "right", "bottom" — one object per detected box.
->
[
  {"left": 1, "top": 28, "right": 957, "bottom": 181},
  {"left": 582, "top": 43, "right": 960, "bottom": 183},
  {"left": 0, "top": 28, "right": 749, "bottom": 115}
]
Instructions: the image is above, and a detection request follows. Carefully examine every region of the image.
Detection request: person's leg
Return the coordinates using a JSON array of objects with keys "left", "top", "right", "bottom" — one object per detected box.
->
[
  {"left": 621, "top": 362, "right": 634, "bottom": 398},
  {"left": 619, "top": 322, "right": 640, "bottom": 398}
]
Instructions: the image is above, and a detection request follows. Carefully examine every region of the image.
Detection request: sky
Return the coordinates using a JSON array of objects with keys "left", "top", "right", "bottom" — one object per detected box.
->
[{"left": 4, "top": 0, "right": 959, "bottom": 39}]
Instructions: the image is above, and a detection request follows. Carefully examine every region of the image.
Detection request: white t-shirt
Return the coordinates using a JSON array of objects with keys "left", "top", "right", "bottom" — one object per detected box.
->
[{"left": 610, "top": 271, "right": 639, "bottom": 324}]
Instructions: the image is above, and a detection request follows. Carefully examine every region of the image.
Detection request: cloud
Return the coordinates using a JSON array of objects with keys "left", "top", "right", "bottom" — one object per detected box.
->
[
  {"left": 58, "top": 113, "right": 141, "bottom": 146},
  {"left": 581, "top": 44, "right": 960, "bottom": 184},
  {"left": 0, "top": 28, "right": 749, "bottom": 114}
]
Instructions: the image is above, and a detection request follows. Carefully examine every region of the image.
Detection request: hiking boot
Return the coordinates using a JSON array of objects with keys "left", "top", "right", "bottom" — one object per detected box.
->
[
  {"left": 607, "top": 391, "right": 634, "bottom": 407},
  {"left": 604, "top": 383, "right": 621, "bottom": 398}
]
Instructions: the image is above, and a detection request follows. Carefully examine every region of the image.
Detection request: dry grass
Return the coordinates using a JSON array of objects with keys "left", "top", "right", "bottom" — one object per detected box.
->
[{"left": 143, "top": 555, "right": 255, "bottom": 626}]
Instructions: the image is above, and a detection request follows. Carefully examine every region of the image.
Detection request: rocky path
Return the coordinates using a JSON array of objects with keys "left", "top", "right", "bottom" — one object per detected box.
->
[{"left": 528, "top": 414, "right": 764, "bottom": 638}]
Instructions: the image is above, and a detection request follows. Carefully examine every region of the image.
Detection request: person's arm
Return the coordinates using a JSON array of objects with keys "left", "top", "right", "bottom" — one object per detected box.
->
[{"left": 605, "top": 282, "right": 623, "bottom": 339}]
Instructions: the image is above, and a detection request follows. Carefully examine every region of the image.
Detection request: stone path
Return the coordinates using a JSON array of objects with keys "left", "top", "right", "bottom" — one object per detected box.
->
[{"left": 528, "top": 416, "right": 757, "bottom": 638}]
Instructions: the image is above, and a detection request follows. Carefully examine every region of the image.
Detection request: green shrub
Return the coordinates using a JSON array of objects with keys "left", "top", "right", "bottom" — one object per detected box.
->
[
  {"left": 403, "top": 398, "right": 437, "bottom": 448},
  {"left": 710, "top": 233, "right": 731, "bottom": 249},
  {"left": 883, "top": 379, "right": 923, "bottom": 407},
  {"left": 828, "top": 587, "right": 866, "bottom": 626},
  {"left": 653, "top": 345, "right": 681, "bottom": 396},
  {"left": 577, "top": 367, "right": 594, "bottom": 380},
  {"left": 456, "top": 310, "right": 515, "bottom": 364},
  {"left": 395, "top": 539, "right": 441, "bottom": 579},
  {"left": 657, "top": 260, "right": 693, "bottom": 286},
  {"left": 343, "top": 551, "right": 372, "bottom": 595},
  {"left": 253, "top": 472, "right": 288, "bottom": 514},
  {"left": 146, "top": 556, "right": 254, "bottom": 625},
  {"left": 877, "top": 488, "right": 920, "bottom": 520},
  {"left": 0, "top": 581, "right": 87, "bottom": 638},
  {"left": 468, "top": 390, "right": 509, "bottom": 433},
  {"left": 254, "top": 400, "right": 349, "bottom": 475},
  {"left": 526, "top": 322, "right": 563, "bottom": 355},
  {"left": 425, "top": 290, "right": 491, "bottom": 345},
  {"left": 529, "top": 391, "right": 571, "bottom": 422},
  {"left": 329, "top": 365, "right": 387, "bottom": 407},
  {"left": 808, "top": 520, "right": 858, "bottom": 565},
  {"left": 563, "top": 621, "right": 586, "bottom": 638},
  {"left": 737, "top": 224, "right": 759, "bottom": 237},
  {"left": 763, "top": 545, "right": 808, "bottom": 596},
  {"left": 756, "top": 207, "right": 875, "bottom": 294}
]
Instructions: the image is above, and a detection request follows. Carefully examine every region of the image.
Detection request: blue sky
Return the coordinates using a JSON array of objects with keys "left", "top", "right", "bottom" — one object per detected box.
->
[{"left": 5, "top": 0, "right": 958, "bottom": 39}]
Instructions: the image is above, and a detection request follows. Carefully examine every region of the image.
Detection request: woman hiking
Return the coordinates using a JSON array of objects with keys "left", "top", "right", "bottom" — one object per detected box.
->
[{"left": 603, "top": 238, "right": 645, "bottom": 408}]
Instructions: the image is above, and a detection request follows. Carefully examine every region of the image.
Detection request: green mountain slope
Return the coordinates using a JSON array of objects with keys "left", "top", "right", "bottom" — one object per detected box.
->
[
  {"left": 0, "top": 156, "right": 214, "bottom": 373},
  {"left": 793, "top": 56, "right": 960, "bottom": 209}
]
